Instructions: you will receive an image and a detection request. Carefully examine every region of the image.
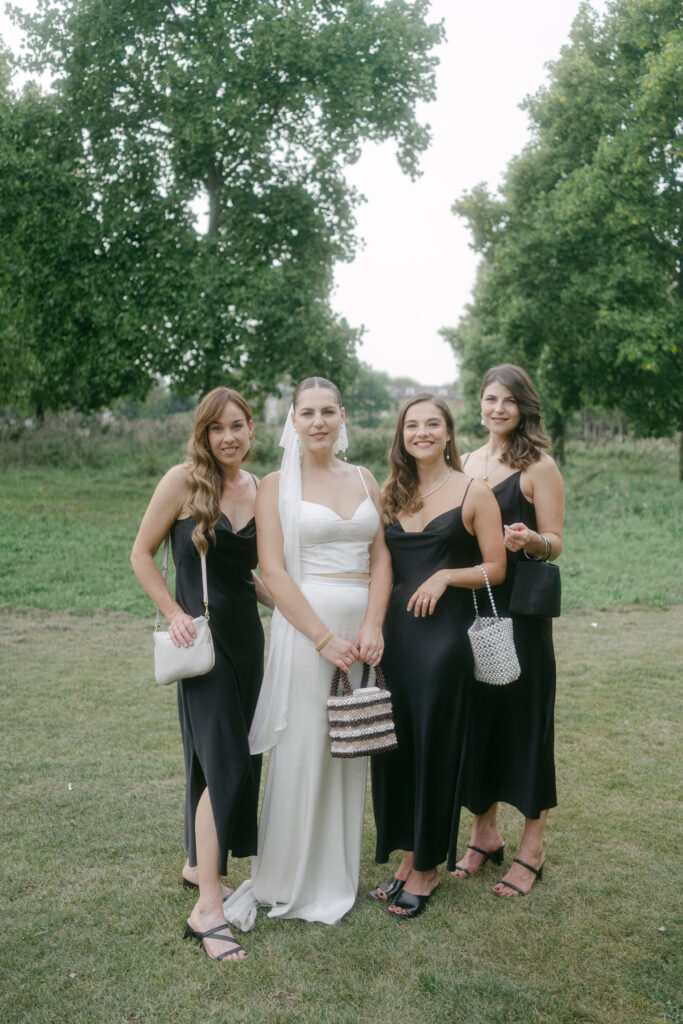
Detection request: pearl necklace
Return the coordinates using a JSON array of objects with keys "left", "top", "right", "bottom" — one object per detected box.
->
[{"left": 419, "top": 469, "right": 452, "bottom": 499}]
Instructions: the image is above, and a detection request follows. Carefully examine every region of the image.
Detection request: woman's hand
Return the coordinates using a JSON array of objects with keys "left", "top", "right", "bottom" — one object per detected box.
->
[
  {"left": 407, "top": 572, "right": 448, "bottom": 617},
  {"left": 355, "top": 624, "right": 384, "bottom": 666},
  {"left": 167, "top": 611, "right": 197, "bottom": 648},
  {"left": 319, "top": 634, "right": 358, "bottom": 672},
  {"left": 504, "top": 522, "right": 534, "bottom": 553}
]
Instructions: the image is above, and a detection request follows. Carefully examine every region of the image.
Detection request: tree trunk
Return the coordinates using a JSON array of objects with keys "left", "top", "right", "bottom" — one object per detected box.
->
[
  {"left": 206, "top": 169, "right": 221, "bottom": 235},
  {"left": 549, "top": 410, "right": 566, "bottom": 465}
]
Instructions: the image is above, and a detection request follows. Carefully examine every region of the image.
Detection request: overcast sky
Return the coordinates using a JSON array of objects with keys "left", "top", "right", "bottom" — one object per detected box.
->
[
  {"left": 333, "top": 0, "right": 609, "bottom": 385},
  {"left": 1, "top": 1, "right": 609, "bottom": 386}
]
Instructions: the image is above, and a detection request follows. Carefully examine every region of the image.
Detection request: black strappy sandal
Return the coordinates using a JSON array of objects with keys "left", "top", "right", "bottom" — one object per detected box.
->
[
  {"left": 452, "top": 842, "right": 505, "bottom": 878},
  {"left": 183, "top": 921, "right": 247, "bottom": 961},
  {"left": 493, "top": 857, "right": 545, "bottom": 897}
]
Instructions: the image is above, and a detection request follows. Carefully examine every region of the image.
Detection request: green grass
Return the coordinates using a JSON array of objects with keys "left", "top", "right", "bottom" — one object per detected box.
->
[
  {"left": 1, "top": 436, "right": 681, "bottom": 1022},
  {"left": 1, "top": 437, "right": 680, "bottom": 616},
  {"left": 1, "top": 606, "right": 680, "bottom": 1023}
]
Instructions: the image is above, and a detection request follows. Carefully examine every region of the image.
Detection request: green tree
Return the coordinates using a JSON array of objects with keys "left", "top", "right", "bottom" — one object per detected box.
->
[
  {"left": 344, "top": 362, "right": 393, "bottom": 427},
  {"left": 445, "top": 0, "right": 682, "bottom": 470},
  {"left": 4, "top": 0, "right": 443, "bottom": 411}
]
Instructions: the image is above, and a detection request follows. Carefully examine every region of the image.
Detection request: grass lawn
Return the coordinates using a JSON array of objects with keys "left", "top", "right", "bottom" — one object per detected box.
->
[{"left": 1, "top": 440, "right": 681, "bottom": 1022}]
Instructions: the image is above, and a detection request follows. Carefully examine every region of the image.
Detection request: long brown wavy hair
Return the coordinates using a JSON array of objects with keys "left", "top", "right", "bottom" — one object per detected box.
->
[
  {"left": 186, "top": 387, "right": 253, "bottom": 555},
  {"left": 480, "top": 365, "right": 550, "bottom": 470},
  {"left": 381, "top": 393, "right": 461, "bottom": 527}
]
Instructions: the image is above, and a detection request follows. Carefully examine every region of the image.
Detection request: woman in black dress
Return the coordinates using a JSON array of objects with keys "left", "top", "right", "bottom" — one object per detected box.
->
[
  {"left": 369, "top": 394, "right": 506, "bottom": 919},
  {"left": 452, "top": 365, "right": 564, "bottom": 896},
  {"left": 131, "top": 387, "right": 271, "bottom": 961}
]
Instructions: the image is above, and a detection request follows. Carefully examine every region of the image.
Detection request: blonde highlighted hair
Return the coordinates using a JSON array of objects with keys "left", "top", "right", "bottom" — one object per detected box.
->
[
  {"left": 186, "top": 387, "right": 253, "bottom": 555},
  {"left": 381, "top": 393, "right": 461, "bottom": 527}
]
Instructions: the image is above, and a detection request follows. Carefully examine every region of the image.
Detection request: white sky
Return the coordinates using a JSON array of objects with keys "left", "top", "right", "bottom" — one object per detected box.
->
[{"left": 1, "top": 1, "right": 609, "bottom": 386}]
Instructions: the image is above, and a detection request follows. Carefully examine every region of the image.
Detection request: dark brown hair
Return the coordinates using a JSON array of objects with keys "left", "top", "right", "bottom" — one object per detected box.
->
[
  {"left": 293, "top": 376, "right": 342, "bottom": 409},
  {"left": 381, "top": 392, "right": 461, "bottom": 527},
  {"left": 480, "top": 364, "right": 550, "bottom": 470},
  {"left": 186, "top": 387, "right": 253, "bottom": 554}
]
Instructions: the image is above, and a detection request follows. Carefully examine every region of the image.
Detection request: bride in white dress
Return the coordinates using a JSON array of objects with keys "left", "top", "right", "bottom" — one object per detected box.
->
[{"left": 224, "top": 377, "right": 391, "bottom": 930}]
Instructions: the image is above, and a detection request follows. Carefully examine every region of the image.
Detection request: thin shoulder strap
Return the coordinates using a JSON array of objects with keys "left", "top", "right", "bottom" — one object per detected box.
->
[
  {"left": 461, "top": 477, "right": 474, "bottom": 511},
  {"left": 249, "top": 472, "right": 259, "bottom": 490},
  {"left": 154, "top": 535, "right": 209, "bottom": 631},
  {"left": 356, "top": 465, "right": 371, "bottom": 499},
  {"left": 462, "top": 452, "right": 471, "bottom": 468}
]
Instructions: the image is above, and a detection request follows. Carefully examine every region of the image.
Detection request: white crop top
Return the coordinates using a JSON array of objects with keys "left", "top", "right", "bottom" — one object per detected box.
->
[{"left": 299, "top": 467, "right": 380, "bottom": 575}]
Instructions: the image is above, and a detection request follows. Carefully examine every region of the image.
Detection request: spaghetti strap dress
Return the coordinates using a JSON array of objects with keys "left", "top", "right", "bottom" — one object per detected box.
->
[
  {"left": 457, "top": 468, "right": 557, "bottom": 830},
  {"left": 170, "top": 513, "right": 264, "bottom": 875},
  {"left": 225, "top": 468, "right": 380, "bottom": 930},
  {"left": 371, "top": 484, "right": 480, "bottom": 871}
]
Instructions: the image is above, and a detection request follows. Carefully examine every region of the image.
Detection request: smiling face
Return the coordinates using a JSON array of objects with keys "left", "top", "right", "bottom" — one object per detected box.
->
[
  {"left": 402, "top": 400, "right": 450, "bottom": 463},
  {"left": 292, "top": 386, "right": 344, "bottom": 453},
  {"left": 207, "top": 399, "right": 253, "bottom": 468},
  {"left": 480, "top": 380, "right": 521, "bottom": 440}
]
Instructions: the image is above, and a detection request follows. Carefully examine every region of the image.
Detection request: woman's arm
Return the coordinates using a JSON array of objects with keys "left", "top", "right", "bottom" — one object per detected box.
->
[
  {"left": 130, "top": 464, "right": 196, "bottom": 645},
  {"left": 355, "top": 468, "right": 392, "bottom": 666},
  {"left": 256, "top": 473, "right": 358, "bottom": 671},
  {"left": 252, "top": 571, "right": 275, "bottom": 610},
  {"left": 510, "top": 455, "right": 564, "bottom": 559},
  {"left": 407, "top": 481, "right": 507, "bottom": 617}
]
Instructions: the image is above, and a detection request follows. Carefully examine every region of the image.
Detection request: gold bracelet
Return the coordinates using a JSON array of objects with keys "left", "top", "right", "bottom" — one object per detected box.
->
[{"left": 315, "top": 629, "right": 333, "bottom": 652}]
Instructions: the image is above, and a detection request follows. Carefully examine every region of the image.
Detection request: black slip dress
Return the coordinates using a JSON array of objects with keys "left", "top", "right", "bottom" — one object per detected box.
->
[{"left": 170, "top": 512, "right": 264, "bottom": 874}]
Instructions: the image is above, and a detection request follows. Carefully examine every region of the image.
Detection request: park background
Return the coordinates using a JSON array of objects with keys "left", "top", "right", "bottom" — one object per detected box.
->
[{"left": 1, "top": 1, "right": 681, "bottom": 1022}]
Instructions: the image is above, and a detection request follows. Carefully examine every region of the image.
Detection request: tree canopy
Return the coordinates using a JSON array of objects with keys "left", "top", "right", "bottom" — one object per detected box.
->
[
  {"left": 1, "top": 0, "right": 443, "bottom": 414},
  {"left": 443, "top": 0, "right": 682, "bottom": 463}
]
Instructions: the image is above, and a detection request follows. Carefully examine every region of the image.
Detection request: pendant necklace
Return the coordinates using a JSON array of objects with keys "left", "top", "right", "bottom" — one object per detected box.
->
[
  {"left": 483, "top": 448, "right": 502, "bottom": 482},
  {"left": 419, "top": 469, "right": 452, "bottom": 499}
]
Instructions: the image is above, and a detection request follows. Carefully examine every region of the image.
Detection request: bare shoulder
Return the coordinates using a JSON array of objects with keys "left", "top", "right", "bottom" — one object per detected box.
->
[
  {"left": 256, "top": 470, "right": 280, "bottom": 500},
  {"left": 524, "top": 452, "right": 563, "bottom": 485},
  {"left": 155, "top": 462, "right": 192, "bottom": 500},
  {"left": 356, "top": 464, "right": 381, "bottom": 496}
]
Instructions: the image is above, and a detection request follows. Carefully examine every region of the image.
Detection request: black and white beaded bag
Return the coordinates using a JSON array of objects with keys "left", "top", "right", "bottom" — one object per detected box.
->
[{"left": 327, "top": 663, "right": 398, "bottom": 758}]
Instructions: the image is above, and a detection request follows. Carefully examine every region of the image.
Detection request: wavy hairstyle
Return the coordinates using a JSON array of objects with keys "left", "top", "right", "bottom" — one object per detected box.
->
[
  {"left": 381, "top": 392, "right": 461, "bottom": 527},
  {"left": 186, "top": 387, "right": 253, "bottom": 555},
  {"left": 480, "top": 364, "right": 550, "bottom": 470}
]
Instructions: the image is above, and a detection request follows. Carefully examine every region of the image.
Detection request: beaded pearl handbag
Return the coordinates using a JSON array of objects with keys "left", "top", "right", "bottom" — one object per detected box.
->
[
  {"left": 327, "top": 663, "right": 398, "bottom": 758},
  {"left": 467, "top": 565, "right": 521, "bottom": 686}
]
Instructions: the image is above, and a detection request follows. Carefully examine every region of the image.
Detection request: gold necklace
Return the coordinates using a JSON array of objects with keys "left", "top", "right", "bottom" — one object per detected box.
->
[
  {"left": 482, "top": 448, "right": 503, "bottom": 482},
  {"left": 419, "top": 469, "right": 452, "bottom": 498}
]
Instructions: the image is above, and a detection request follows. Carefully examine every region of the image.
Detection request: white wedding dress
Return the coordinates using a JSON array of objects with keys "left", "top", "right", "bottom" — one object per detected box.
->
[{"left": 224, "top": 470, "right": 380, "bottom": 930}]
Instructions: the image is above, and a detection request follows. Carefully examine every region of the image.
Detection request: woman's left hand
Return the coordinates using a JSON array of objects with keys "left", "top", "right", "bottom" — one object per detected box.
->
[
  {"left": 355, "top": 624, "right": 384, "bottom": 666},
  {"left": 407, "top": 572, "right": 448, "bottom": 617}
]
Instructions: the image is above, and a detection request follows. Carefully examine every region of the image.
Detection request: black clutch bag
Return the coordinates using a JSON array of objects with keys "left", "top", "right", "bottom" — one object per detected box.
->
[{"left": 508, "top": 559, "right": 561, "bottom": 618}]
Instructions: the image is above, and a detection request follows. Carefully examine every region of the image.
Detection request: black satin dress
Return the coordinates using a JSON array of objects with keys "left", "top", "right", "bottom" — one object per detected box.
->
[
  {"left": 170, "top": 514, "right": 263, "bottom": 875},
  {"left": 372, "top": 486, "right": 480, "bottom": 871},
  {"left": 458, "top": 470, "right": 557, "bottom": 831}
]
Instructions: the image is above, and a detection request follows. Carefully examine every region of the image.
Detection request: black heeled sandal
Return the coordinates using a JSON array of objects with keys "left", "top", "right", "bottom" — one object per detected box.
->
[
  {"left": 493, "top": 857, "right": 545, "bottom": 897},
  {"left": 184, "top": 921, "right": 247, "bottom": 961},
  {"left": 452, "top": 842, "right": 505, "bottom": 878}
]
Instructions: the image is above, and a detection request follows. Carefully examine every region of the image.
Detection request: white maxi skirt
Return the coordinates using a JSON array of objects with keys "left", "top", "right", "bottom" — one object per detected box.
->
[{"left": 224, "top": 576, "right": 369, "bottom": 930}]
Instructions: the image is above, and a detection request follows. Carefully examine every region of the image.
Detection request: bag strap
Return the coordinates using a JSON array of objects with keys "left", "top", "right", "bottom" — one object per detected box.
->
[
  {"left": 154, "top": 535, "right": 209, "bottom": 632},
  {"left": 330, "top": 662, "right": 386, "bottom": 698},
  {"left": 471, "top": 564, "right": 498, "bottom": 619}
]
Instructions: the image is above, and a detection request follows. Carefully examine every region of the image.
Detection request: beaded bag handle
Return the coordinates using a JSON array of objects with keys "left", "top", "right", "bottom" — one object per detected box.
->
[
  {"left": 471, "top": 564, "right": 499, "bottom": 619},
  {"left": 330, "top": 662, "right": 387, "bottom": 698},
  {"left": 154, "top": 535, "right": 210, "bottom": 632}
]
